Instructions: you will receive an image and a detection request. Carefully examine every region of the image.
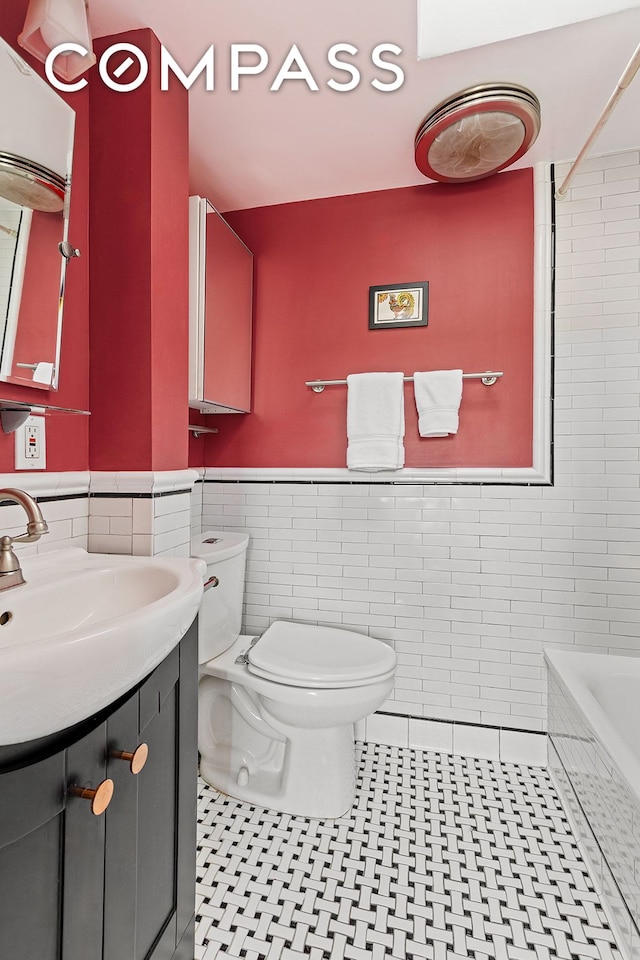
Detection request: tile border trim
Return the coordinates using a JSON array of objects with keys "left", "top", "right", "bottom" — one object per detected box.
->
[
  {"left": 90, "top": 469, "right": 200, "bottom": 495},
  {"left": 363, "top": 710, "right": 548, "bottom": 767},
  {"left": 375, "top": 709, "right": 547, "bottom": 738}
]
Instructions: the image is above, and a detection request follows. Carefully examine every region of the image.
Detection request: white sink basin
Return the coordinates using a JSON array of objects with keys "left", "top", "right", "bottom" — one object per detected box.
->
[{"left": 0, "top": 548, "right": 206, "bottom": 745}]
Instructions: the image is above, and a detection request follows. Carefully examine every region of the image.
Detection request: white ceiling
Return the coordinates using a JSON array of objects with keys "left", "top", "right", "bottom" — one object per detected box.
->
[
  {"left": 417, "top": 0, "right": 640, "bottom": 58},
  {"left": 86, "top": 0, "right": 640, "bottom": 212}
]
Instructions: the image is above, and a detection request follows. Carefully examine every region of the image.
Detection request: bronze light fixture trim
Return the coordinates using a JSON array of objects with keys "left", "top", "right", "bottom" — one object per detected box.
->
[{"left": 414, "top": 83, "right": 541, "bottom": 183}]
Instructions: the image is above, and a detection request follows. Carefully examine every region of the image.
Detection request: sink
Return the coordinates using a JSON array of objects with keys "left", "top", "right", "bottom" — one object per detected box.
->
[{"left": 0, "top": 548, "right": 206, "bottom": 745}]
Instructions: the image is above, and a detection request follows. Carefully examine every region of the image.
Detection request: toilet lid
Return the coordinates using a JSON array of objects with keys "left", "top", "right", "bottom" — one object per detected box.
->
[{"left": 247, "top": 620, "right": 397, "bottom": 688}]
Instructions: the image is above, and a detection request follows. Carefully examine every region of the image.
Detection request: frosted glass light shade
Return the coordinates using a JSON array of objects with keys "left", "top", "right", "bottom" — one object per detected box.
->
[
  {"left": 427, "top": 113, "right": 526, "bottom": 179},
  {"left": 415, "top": 84, "right": 541, "bottom": 183},
  {"left": 18, "top": 0, "right": 96, "bottom": 81}
]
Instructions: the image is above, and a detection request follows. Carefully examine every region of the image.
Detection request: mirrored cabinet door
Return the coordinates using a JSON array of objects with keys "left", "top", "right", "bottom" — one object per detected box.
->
[
  {"left": 0, "top": 37, "right": 76, "bottom": 391},
  {"left": 189, "top": 196, "right": 253, "bottom": 414}
]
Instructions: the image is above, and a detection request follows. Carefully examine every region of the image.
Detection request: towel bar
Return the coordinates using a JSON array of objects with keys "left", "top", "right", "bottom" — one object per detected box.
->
[{"left": 305, "top": 372, "right": 503, "bottom": 392}]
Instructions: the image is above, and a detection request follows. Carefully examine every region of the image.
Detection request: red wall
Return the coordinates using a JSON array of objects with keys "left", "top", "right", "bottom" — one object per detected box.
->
[
  {"left": 0, "top": 1, "right": 90, "bottom": 472},
  {"left": 0, "top": 8, "right": 534, "bottom": 477},
  {"left": 0, "top": 21, "right": 191, "bottom": 476},
  {"left": 0, "top": 19, "right": 190, "bottom": 475},
  {"left": 89, "top": 29, "right": 190, "bottom": 471},
  {"left": 201, "top": 169, "right": 534, "bottom": 469}
]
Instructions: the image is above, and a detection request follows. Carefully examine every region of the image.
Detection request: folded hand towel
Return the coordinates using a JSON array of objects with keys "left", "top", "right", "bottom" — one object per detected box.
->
[
  {"left": 413, "top": 370, "right": 463, "bottom": 437},
  {"left": 32, "top": 361, "right": 54, "bottom": 386},
  {"left": 346, "top": 372, "right": 405, "bottom": 471}
]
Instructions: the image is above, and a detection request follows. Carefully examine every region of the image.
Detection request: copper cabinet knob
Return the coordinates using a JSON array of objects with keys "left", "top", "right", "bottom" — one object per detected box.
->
[
  {"left": 70, "top": 778, "right": 114, "bottom": 816},
  {"left": 110, "top": 742, "right": 149, "bottom": 775}
]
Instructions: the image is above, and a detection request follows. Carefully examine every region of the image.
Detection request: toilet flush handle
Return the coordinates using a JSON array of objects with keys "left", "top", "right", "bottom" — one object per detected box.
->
[{"left": 204, "top": 575, "right": 219, "bottom": 591}]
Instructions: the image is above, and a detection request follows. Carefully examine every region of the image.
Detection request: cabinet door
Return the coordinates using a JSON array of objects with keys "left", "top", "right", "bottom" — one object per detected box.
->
[
  {"left": 62, "top": 722, "right": 109, "bottom": 960},
  {"left": 0, "top": 751, "right": 66, "bottom": 960},
  {"left": 136, "top": 645, "right": 179, "bottom": 959},
  {"left": 102, "top": 636, "right": 194, "bottom": 960},
  {"left": 0, "top": 722, "right": 111, "bottom": 960},
  {"left": 0, "top": 626, "right": 197, "bottom": 960},
  {"left": 202, "top": 206, "right": 253, "bottom": 412},
  {"left": 174, "top": 621, "right": 198, "bottom": 944},
  {"left": 189, "top": 196, "right": 253, "bottom": 413},
  {"left": 101, "top": 692, "right": 139, "bottom": 960}
]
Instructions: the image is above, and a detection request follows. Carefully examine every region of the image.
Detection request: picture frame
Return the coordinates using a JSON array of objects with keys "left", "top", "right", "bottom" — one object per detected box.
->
[{"left": 368, "top": 281, "right": 429, "bottom": 330}]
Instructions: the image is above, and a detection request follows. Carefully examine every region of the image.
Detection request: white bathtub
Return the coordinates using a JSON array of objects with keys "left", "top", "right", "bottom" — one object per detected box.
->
[
  {"left": 545, "top": 648, "right": 640, "bottom": 958},
  {"left": 546, "top": 648, "right": 640, "bottom": 798}
]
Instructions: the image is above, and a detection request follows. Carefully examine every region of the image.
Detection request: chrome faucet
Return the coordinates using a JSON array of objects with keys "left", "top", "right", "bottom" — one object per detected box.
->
[{"left": 0, "top": 488, "right": 49, "bottom": 590}]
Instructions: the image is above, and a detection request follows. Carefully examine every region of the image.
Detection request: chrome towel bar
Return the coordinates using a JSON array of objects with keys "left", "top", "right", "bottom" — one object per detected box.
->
[{"left": 305, "top": 372, "right": 503, "bottom": 392}]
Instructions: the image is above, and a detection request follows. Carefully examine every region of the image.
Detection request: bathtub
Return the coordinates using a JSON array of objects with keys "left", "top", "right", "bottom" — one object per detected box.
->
[{"left": 546, "top": 649, "right": 640, "bottom": 958}]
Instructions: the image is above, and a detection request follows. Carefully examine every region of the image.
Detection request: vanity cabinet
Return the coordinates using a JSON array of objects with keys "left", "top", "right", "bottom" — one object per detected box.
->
[
  {"left": 189, "top": 195, "right": 253, "bottom": 414},
  {"left": 0, "top": 620, "right": 198, "bottom": 960}
]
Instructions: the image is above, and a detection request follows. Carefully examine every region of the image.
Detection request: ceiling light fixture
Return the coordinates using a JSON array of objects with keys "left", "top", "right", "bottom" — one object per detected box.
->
[
  {"left": 0, "top": 153, "right": 66, "bottom": 212},
  {"left": 18, "top": 0, "right": 96, "bottom": 81},
  {"left": 414, "top": 83, "right": 541, "bottom": 184}
]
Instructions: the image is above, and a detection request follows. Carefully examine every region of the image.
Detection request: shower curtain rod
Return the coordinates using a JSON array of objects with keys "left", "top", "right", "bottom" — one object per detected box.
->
[
  {"left": 305, "top": 371, "right": 503, "bottom": 392},
  {"left": 556, "top": 40, "right": 640, "bottom": 200}
]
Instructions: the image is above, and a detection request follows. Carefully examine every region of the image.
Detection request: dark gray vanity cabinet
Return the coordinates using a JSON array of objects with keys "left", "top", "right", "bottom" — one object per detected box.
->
[{"left": 0, "top": 620, "right": 198, "bottom": 960}]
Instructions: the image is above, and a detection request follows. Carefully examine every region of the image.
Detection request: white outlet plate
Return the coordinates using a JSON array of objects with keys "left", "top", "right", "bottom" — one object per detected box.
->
[{"left": 15, "top": 415, "right": 46, "bottom": 470}]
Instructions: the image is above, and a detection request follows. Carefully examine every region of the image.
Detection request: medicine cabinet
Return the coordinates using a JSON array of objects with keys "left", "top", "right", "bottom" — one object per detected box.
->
[
  {"left": 0, "top": 37, "right": 76, "bottom": 391},
  {"left": 189, "top": 196, "right": 253, "bottom": 414}
]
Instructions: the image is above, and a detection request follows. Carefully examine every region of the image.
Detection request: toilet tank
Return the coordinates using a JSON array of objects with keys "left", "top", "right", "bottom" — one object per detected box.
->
[{"left": 191, "top": 530, "right": 249, "bottom": 663}]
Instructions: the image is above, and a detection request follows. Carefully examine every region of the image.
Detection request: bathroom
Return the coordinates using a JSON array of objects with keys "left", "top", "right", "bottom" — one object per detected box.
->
[{"left": 1, "top": 0, "right": 640, "bottom": 957}]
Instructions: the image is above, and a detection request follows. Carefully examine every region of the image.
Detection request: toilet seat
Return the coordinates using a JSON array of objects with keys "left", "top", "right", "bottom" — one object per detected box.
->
[{"left": 246, "top": 620, "right": 397, "bottom": 689}]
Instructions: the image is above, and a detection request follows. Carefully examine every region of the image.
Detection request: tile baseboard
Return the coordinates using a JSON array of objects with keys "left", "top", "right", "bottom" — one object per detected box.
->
[{"left": 357, "top": 711, "right": 548, "bottom": 767}]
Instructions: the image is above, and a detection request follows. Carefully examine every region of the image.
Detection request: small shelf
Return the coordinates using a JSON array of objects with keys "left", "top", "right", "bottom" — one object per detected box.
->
[
  {"left": 0, "top": 398, "right": 90, "bottom": 434},
  {"left": 188, "top": 424, "right": 219, "bottom": 438}
]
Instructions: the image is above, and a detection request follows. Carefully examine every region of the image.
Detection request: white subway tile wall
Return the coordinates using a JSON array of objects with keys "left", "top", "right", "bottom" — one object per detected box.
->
[
  {"left": 88, "top": 491, "right": 193, "bottom": 557},
  {"left": 195, "top": 150, "right": 640, "bottom": 737},
  {"left": 191, "top": 479, "right": 203, "bottom": 539},
  {"left": 8, "top": 495, "right": 89, "bottom": 556}
]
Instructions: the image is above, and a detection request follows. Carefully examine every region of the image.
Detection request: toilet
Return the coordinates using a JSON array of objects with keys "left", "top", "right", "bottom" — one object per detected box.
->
[{"left": 192, "top": 530, "right": 397, "bottom": 818}]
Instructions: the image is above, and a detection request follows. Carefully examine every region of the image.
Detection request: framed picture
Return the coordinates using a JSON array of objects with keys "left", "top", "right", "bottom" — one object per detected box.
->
[{"left": 368, "top": 281, "right": 429, "bottom": 330}]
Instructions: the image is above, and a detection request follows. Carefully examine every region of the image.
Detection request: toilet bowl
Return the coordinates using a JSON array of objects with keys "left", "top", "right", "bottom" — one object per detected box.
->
[{"left": 192, "top": 531, "right": 397, "bottom": 818}]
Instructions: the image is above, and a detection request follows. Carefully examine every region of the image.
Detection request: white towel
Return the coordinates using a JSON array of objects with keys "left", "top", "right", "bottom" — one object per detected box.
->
[
  {"left": 346, "top": 372, "right": 405, "bottom": 471},
  {"left": 413, "top": 370, "right": 463, "bottom": 437},
  {"left": 32, "top": 362, "right": 54, "bottom": 385}
]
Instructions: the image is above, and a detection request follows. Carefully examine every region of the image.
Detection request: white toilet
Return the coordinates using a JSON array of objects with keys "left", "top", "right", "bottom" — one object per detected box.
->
[{"left": 192, "top": 530, "right": 397, "bottom": 818}]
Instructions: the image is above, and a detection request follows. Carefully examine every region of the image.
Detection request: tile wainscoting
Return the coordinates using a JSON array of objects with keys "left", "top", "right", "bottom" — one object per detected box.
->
[
  {"left": 0, "top": 469, "right": 200, "bottom": 558},
  {"left": 0, "top": 469, "right": 548, "bottom": 765},
  {"left": 88, "top": 470, "right": 199, "bottom": 557},
  {"left": 0, "top": 471, "right": 90, "bottom": 556}
]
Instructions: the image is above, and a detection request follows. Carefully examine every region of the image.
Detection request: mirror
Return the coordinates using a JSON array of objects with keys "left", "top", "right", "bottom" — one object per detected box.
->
[
  {"left": 0, "top": 36, "right": 75, "bottom": 390},
  {"left": 189, "top": 197, "right": 253, "bottom": 413}
]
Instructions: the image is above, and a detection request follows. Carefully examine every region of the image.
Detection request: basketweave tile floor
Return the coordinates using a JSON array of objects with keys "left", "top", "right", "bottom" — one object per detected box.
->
[{"left": 195, "top": 742, "right": 622, "bottom": 960}]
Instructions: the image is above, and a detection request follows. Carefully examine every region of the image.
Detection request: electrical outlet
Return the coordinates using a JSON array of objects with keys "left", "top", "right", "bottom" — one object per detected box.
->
[{"left": 15, "top": 415, "right": 46, "bottom": 470}]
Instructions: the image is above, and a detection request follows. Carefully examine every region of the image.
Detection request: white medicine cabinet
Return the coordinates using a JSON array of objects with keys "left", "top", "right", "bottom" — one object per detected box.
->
[
  {"left": 0, "top": 37, "right": 76, "bottom": 391},
  {"left": 189, "top": 196, "right": 253, "bottom": 414}
]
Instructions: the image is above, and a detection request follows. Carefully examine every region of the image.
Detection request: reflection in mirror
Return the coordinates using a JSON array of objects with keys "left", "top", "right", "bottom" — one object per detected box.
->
[
  {"left": 0, "top": 196, "right": 62, "bottom": 386},
  {"left": 0, "top": 37, "right": 75, "bottom": 391},
  {"left": 0, "top": 198, "right": 29, "bottom": 364}
]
